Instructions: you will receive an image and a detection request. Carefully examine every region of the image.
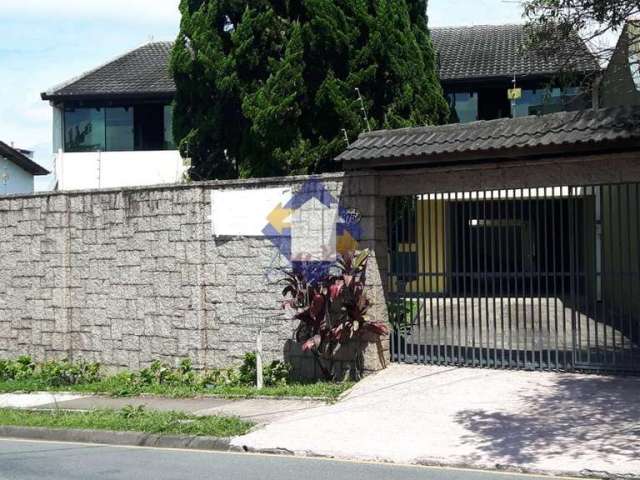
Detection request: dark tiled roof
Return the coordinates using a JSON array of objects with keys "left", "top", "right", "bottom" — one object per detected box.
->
[
  {"left": 337, "top": 106, "right": 640, "bottom": 167},
  {"left": 0, "top": 141, "right": 49, "bottom": 176},
  {"left": 41, "top": 42, "right": 175, "bottom": 100},
  {"left": 41, "top": 25, "right": 599, "bottom": 100},
  {"left": 431, "top": 24, "right": 600, "bottom": 81}
]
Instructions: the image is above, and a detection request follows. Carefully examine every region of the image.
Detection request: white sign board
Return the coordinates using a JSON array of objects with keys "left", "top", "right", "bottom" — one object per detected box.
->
[
  {"left": 211, "top": 187, "right": 292, "bottom": 236},
  {"left": 290, "top": 197, "right": 338, "bottom": 262}
]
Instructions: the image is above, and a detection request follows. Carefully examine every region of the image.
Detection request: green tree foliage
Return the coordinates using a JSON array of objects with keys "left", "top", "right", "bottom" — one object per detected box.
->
[
  {"left": 524, "top": 0, "right": 639, "bottom": 73},
  {"left": 171, "top": 0, "right": 449, "bottom": 180}
]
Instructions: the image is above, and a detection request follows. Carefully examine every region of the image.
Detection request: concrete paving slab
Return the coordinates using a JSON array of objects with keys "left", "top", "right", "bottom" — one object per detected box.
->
[
  {"left": 0, "top": 393, "right": 324, "bottom": 425},
  {"left": 0, "top": 393, "right": 85, "bottom": 409},
  {"left": 232, "top": 365, "right": 640, "bottom": 477},
  {"left": 32, "top": 396, "right": 232, "bottom": 414},
  {"left": 195, "top": 399, "right": 324, "bottom": 424}
]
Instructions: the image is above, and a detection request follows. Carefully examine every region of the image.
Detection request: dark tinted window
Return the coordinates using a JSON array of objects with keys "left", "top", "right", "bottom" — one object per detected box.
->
[
  {"left": 447, "top": 92, "right": 478, "bottom": 123},
  {"left": 106, "top": 107, "right": 134, "bottom": 151},
  {"left": 63, "top": 104, "right": 174, "bottom": 152},
  {"left": 64, "top": 108, "right": 105, "bottom": 152}
]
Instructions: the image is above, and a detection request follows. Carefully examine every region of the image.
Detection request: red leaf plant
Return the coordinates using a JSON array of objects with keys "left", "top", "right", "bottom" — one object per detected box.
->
[{"left": 281, "top": 249, "right": 389, "bottom": 380}]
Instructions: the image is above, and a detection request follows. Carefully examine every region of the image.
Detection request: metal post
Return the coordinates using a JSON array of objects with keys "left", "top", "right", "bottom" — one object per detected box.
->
[{"left": 256, "top": 329, "right": 263, "bottom": 390}]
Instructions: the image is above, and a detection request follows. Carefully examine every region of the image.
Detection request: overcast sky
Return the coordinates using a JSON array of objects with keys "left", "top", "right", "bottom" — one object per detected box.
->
[{"left": 0, "top": 0, "right": 525, "bottom": 190}]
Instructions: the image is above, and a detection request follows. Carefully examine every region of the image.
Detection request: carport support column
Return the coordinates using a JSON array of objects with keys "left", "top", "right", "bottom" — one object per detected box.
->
[{"left": 343, "top": 172, "right": 390, "bottom": 373}]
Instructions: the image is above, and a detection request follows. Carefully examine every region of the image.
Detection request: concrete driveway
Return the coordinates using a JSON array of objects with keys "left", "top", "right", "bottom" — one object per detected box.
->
[{"left": 232, "top": 364, "right": 640, "bottom": 477}]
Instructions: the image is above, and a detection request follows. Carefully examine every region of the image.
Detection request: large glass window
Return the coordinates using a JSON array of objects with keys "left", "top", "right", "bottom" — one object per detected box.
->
[
  {"left": 163, "top": 105, "right": 175, "bottom": 150},
  {"left": 447, "top": 92, "right": 478, "bottom": 123},
  {"left": 64, "top": 108, "right": 105, "bottom": 152},
  {"left": 512, "top": 87, "right": 586, "bottom": 118},
  {"left": 63, "top": 104, "right": 175, "bottom": 152},
  {"left": 105, "top": 107, "right": 134, "bottom": 151}
]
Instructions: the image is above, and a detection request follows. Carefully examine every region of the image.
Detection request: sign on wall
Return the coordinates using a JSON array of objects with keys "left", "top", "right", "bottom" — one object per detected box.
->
[
  {"left": 211, "top": 177, "right": 363, "bottom": 282},
  {"left": 211, "top": 187, "right": 292, "bottom": 236}
]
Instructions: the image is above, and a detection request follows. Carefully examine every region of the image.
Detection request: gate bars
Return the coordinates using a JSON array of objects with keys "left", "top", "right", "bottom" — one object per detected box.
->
[{"left": 386, "top": 183, "right": 640, "bottom": 373}]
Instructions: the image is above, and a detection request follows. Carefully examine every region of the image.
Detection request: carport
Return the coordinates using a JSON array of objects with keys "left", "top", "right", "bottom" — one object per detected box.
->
[{"left": 339, "top": 106, "right": 640, "bottom": 374}]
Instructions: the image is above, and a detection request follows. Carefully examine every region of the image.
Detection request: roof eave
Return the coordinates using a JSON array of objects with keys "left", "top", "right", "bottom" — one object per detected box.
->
[
  {"left": 339, "top": 138, "right": 640, "bottom": 170},
  {"left": 41, "top": 90, "right": 176, "bottom": 102},
  {"left": 439, "top": 69, "right": 601, "bottom": 85},
  {"left": 29, "top": 165, "right": 51, "bottom": 176},
  {"left": 0, "top": 142, "right": 50, "bottom": 176}
]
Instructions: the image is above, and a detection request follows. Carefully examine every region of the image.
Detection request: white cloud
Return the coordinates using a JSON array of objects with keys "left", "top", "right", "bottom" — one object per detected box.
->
[{"left": 1, "top": 0, "right": 180, "bottom": 24}]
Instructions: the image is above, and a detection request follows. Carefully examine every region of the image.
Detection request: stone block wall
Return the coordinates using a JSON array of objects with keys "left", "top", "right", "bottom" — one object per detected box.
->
[{"left": 0, "top": 173, "right": 389, "bottom": 373}]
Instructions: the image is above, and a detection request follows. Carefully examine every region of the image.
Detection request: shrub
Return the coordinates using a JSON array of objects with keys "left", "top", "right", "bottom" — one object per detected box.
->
[
  {"left": 0, "top": 356, "right": 35, "bottom": 381},
  {"left": 0, "top": 356, "right": 100, "bottom": 386},
  {"left": 264, "top": 360, "right": 292, "bottom": 387},
  {"left": 282, "top": 250, "right": 389, "bottom": 380},
  {"left": 0, "top": 354, "right": 294, "bottom": 391},
  {"left": 238, "top": 352, "right": 292, "bottom": 387},
  {"left": 38, "top": 359, "right": 101, "bottom": 386},
  {"left": 199, "top": 368, "right": 238, "bottom": 388}
]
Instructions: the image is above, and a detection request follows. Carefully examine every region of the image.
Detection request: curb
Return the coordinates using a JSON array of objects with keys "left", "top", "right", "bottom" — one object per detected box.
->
[
  {"left": 2, "top": 391, "right": 333, "bottom": 403},
  {"left": 0, "top": 426, "right": 242, "bottom": 452},
  {"left": 2, "top": 428, "right": 639, "bottom": 480},
  {"left": 234, "top": 446, "right": 640, "bottom": 480}
]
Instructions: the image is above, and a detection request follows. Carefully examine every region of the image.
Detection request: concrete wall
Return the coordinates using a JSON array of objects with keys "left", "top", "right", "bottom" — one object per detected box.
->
[
  {"left": 2, "top": 152, "right": 638, "bottom": 374},
  {"left": 0, "top": 156, "right": 34, "bottom": 196},
  {"left": 0, "top": 173, "right": 388, "bottom": 374}
]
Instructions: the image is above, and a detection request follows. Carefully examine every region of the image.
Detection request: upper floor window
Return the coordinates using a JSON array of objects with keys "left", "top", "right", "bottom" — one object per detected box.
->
[
  {"left": 64, "top": 107, "right": 106, "bottom": 152},
  {"left": 447, "top": 92, "right": 478, "bottom": 123},
  {"left": 63, "top": 104, "right": 174, "bottom": 153},
  {"left": 106, "top": 107, "right": 134, "bottom": 151},
  {"left": 511, "top": 87, "right": 588, "bottom": 118},
  {"left": 163, "top": 105, "right": 175, "bottom": 150}
]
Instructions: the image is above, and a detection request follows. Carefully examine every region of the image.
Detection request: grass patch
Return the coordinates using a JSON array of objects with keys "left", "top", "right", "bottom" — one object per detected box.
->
[
  {"left": 0, "top": 378, "right": 353, "bottom": 400},
  {"left": 0, "top": 407, "right": 253, "bottom": 437}
]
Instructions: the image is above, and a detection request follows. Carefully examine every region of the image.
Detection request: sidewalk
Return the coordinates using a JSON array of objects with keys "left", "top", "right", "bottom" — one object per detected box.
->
[
  {"left": 231, "top": 365, "right": 640, "bottom": 477},
  {"left": 2, "top": 366, "right": 639, "bottom": 477},
  {"left": 0, "top": 393, "right": 323, "bottom": 425}
]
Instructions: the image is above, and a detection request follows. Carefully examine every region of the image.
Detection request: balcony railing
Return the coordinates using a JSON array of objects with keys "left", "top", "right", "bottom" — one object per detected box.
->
[{"left": 54, "top": 150, "right": 188, "bottom": 191}]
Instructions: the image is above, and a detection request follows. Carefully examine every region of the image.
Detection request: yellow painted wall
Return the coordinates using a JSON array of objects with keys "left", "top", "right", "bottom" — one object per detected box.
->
[{"left": 408, "top": 199, "right": 446, "bottom": 293}]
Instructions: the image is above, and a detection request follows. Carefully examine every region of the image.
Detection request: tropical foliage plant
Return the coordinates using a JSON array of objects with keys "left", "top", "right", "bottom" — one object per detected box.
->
[{"left": 281, "top": 250, "right": 389, "bottom": 380}]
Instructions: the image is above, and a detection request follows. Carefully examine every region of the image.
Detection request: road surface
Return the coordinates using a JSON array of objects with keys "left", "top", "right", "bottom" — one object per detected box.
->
[{"left": 0, "top": 438, "right": 565, "bottom": 480}]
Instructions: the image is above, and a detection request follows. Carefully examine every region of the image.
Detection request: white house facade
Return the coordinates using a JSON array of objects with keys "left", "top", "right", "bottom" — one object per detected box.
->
[
  {"left": 41, "top": 42, "right": 187, "bottom": 191},
  {"left": 0, "top": 141, "right": 49, "bottom": 196}
]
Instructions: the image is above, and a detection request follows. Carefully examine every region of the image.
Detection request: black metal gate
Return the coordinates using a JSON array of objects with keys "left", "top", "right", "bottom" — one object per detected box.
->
[{"left": 386, "top": 183, "right": 640, "bottom": 373}]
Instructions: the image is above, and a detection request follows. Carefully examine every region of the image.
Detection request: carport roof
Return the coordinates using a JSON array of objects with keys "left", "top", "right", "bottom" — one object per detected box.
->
[{"left": 337, "top": 106, "right": 640, "bottom": 169}]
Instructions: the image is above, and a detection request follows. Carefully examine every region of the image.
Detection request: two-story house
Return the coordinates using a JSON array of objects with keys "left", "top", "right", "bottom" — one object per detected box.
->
[
  {"left": 41, "top": 24, "right": 598, "bottom": 191},
  {"left": 433, "top": 24, "right": 599, "bottom": 122},
  {"left": 41, "top": 42, "right": 184, "bottom": 191}
]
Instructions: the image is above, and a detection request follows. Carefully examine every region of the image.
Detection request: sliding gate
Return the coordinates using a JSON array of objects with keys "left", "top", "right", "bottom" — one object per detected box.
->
[{"left": 387, "top": 183, "right": 640, "bottom": 373}]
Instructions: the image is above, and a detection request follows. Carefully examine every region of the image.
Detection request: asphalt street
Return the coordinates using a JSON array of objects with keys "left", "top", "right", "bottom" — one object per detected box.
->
[{"left": 0, "top": 439, "right": 563, "bottom": 480}]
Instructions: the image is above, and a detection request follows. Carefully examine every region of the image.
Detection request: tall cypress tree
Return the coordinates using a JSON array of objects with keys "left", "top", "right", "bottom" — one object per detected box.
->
[{"left": 171, "top": 0, "right": 448, "bottom": 180}]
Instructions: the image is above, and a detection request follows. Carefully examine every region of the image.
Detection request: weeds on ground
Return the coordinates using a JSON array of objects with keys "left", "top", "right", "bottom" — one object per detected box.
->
[
  {"left": 0, "top": 356, "right": 101, "bottom": 386},
  {"left": 0, "top": 355, "right": 351, "bottom": 400}
]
